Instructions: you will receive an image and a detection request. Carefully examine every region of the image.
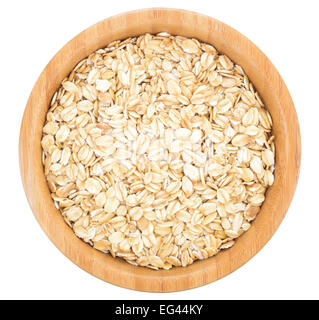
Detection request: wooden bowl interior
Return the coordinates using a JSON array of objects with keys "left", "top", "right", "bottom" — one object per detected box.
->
[{"left": 19, "top": 8, "right": 301, "bottom": 292}]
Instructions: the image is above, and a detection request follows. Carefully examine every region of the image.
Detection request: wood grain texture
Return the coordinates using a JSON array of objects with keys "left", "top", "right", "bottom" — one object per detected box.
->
[{"left": 19, "top": 8, "right": 301, "bottom": 292}]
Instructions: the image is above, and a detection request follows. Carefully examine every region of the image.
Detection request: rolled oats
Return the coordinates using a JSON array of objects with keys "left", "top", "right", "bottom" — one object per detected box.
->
[{"left": 42, "top": 33, "right": 275, "bottom": 270}]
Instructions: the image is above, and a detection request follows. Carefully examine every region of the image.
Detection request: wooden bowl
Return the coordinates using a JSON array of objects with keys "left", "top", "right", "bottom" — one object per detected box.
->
[{"left": 19, "top": 8, "right": 301, "bottom": 292}]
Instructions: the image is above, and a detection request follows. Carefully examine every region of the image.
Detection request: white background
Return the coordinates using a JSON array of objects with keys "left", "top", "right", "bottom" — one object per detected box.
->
[{"left": 1, "top": 0, "right": 318, "bottom": 300}]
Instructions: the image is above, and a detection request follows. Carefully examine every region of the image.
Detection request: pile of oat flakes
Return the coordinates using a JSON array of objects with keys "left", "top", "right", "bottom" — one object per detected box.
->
[{"left": 41, "top": 33, "right": 275, "bottom": 269}]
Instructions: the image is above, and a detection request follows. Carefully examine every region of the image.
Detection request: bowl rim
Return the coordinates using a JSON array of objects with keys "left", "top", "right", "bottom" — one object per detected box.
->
[{"left": 19, "top": 8, "right": 301, "bottom": 292}]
